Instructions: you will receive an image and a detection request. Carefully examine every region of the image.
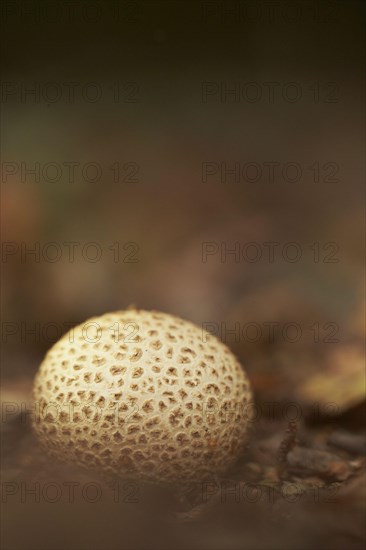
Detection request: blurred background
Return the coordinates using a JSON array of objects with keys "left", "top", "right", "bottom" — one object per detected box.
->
[{"left": 1, "top": 1, "right": 365, "bottom": 549}]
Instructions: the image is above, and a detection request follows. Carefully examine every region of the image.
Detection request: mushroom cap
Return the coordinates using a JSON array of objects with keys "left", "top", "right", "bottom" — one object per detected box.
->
[{"left": 33, "top": 310, "right": 252, "bottom": 483}]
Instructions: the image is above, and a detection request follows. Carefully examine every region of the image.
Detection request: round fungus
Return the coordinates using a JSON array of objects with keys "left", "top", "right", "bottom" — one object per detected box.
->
[{"left": 33, "top": 310, "right": 252, "bottom": 483}]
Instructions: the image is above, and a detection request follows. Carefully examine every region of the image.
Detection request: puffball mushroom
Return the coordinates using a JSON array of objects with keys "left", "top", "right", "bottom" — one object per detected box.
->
[{"left": 33, "top": 310, "right": 252, "bottom": 483}]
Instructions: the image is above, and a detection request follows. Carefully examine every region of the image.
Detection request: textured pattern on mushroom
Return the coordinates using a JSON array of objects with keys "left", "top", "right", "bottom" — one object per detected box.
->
[{"left": 33, "top": 310, "right": 252, "bottom": 482}]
